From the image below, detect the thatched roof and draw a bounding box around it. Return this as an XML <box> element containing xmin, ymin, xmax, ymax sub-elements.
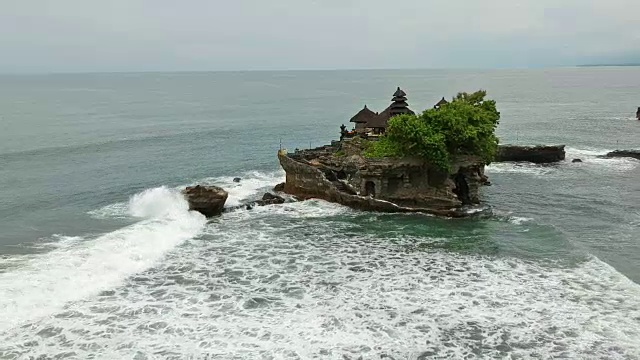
<box><xmin>349</xmin><ymin>105</ymin><xmax>377</xmax><ymax>123</ymax></box>
<box><xmin>435</xmin><ymin>97</ymin><xmax>449</xmax><ymax>108</ymax></box>
<box><xmin>369</xmin><ymin>104</ymin><xmax>415</xmax><ymax>129</ymax></box>
<box><xmin>366</xmin><ymin>106</ymin><xmax>391</xmax><ymax>129</ymax></box>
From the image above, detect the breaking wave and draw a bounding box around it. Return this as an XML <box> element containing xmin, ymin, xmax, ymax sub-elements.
<box><xmin>0</xmin><ymin>187</ymin><xmax>206</xmax><ymax>334</ymax></box>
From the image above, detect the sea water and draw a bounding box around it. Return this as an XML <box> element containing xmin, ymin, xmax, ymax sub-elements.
<box><xmin>1</xmin><ymin>68</ymin><xmax>639</xmax><ymax>358</ymax></box>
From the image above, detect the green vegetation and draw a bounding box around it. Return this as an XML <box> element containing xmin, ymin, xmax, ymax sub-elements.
<box><xmin>364</xmin><ymin>90</ymin><xmax>500</xmax><ymax>170</ymax></box>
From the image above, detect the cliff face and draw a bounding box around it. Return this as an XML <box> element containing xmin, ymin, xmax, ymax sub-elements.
<box><xmin>277</xmin><ymin>140</ymin><xmax>487</xmax><ymax>217</ymax></box>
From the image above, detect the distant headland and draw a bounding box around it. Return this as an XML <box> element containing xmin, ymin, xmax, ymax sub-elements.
<box><xmin>577</xmin><ymin>63</ymin><xmax>640</xmax><ymax>67</ymax></box>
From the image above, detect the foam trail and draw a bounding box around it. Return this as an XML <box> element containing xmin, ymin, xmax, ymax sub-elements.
<box><xmin>0</xmin><ymin>187</ymin><xmax>206</xmax><ymax>334</ymax></box>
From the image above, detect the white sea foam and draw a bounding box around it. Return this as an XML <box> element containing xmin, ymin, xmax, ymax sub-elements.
<box><xmin>0</xmin><ymin>187</ymin><xmax>206</xmax><ymax>334</ymax></box>
<box><xmin>485</xmin><ymin>162</ymin><xmax>555</xmax><ymax>176</ymax></box>
<box><xmin>200</xmin><ymin>170</ymin><xmax>286</xmax><ymax>207</ymax></box>
<box><xmin>566</xmin><ymin>147</ymin><xmax>639</xmax><ymax>172</ymax></box>
<box><xmin>508</xmin><ymin>216</ymin><xmax>533</xmax><ymax>225</ymax></box>
<box><xmin>87</xmin><ymin>202</ymin><xmax>129</xmax><ymax>219</ymax></box>
<box><xmin>30</xmin><ymin>234</ymin><xmax>85</xmax><ymax>250</ymax></box>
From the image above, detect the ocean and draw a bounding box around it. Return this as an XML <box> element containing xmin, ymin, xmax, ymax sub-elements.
<box><xmin>0</xmin><ymin>68</ymin><xmax>639</xmax><ymax>359</ymax></box>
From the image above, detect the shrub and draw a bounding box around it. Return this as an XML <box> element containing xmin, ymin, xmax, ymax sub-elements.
<box><xmin>365</xmin><ymin>90</ymin><xmax>500</xmax><ymax>170</ymax></box>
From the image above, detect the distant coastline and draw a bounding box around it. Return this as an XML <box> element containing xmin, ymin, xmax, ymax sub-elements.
<box><xmin>577</xmin><ymin>63</ymin><xmax>640</xmax><ymax>67</ymax></box>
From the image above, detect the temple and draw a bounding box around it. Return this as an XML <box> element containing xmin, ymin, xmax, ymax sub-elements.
<box><xmin>341</xmin><ymin>87</ymin><xmax>447</xmax><ymax>139</ymax></box>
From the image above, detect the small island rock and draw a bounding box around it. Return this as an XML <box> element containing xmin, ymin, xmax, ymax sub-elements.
<box><xmin>572</xmin><ymin>158</ymin><xmax>583</xmax><ymax>163</ymax></box>
<box><xmin>183</xmin><ymin>185</ymin><xmax>228</xmax><ymax>217</ymax></box>
<box><xmin>495</xmin><ymin>145</ymin><xmax>566</xmax><ymax>163</ymax></box>
<box><xmin>273</xmin><ymin>182</ymin><xmax>286</xmax><ymax>192</ymax></box>
<box><xmin>233</xmin><ymin>177</ymin><xmax>242</xmax><ymax>183</ymax></box>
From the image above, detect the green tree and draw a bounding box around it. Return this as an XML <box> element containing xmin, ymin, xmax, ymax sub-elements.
<box><xmin>365</xmin><ymin>90</ymin><xmax>500</xmax><ymax>169</ymax></box>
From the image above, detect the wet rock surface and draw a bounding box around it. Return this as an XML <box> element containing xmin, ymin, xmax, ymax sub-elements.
<box><xmin>183</xmin><ymin>185</ymin><xmax>228</xmax><ymax>217</ymax></box>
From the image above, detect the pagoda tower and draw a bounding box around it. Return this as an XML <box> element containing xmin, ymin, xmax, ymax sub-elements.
<box><xmin>389</xmin><ymin>87</ymin><xmax>413</xmax><ymax>118</ymax></box>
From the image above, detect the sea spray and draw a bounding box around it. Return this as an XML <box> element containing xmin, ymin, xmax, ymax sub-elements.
<box><xmin>0</xmin><ymin>187</ymin><xmax>206</xmax><ymax>334</ymax></box>
<box><xmin>129</xmin><ymin>186</ymin><xmax>192</xmax><ymax>219</ymax></box>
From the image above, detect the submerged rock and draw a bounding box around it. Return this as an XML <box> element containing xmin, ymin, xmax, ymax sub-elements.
<box><xmin>255</xmin><ymin>193</ymin><xmax>286</xmax><ymax>206</ymax></box>
<box><xmin>233</xmin><ymin>177</ymin><xmax>242</xmax><ymax>183</ymax></box>
<box><xmin>572</xmin><ymin>158</ymin><xmax>583</xmax><ymax>163</ymax></box>
<box><xmin>495</xmin><ymin>145</ymin><xmax>565</xmax><ymax>163</ymax></box>
<box><xmin>605</xmin><ymin>150</ymin><xmax>640</xmax><ymax>161</ymax></box>
<box><xmin>183</xmin><ymin>185</ymin><xmax>228</xmax><ymax>217</ymax></box>
<box><xmin>224</xmin><ymin>192</ymin><xmax>290</xmax><ymax>213</ymax></box>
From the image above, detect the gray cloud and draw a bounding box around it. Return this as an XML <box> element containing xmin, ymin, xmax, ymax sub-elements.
<box><xmin>0</xmin><ymin>0</ymin><xmax>639</xmax><ymax>72</ymax></box>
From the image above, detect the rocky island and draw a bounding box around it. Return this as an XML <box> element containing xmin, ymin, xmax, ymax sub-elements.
<box><xmin>276</xmin><ymin>88</ymin><xmax>498</xmax><ymax>217</ymax></box>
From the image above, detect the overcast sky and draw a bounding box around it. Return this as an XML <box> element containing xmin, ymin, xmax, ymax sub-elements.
<box><xmin>1</xmin><ymin>0</ymin><xmax>639</xmax><ymax>73</ymax></box>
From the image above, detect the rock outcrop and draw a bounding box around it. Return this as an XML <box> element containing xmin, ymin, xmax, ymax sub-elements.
<box><xmin>183</xmin><ymin>185</ymin><xmax>228</xmax><ymax>217</ymax></box>
<box><xmin>277</xmin><ymin>140</ymin><xmax>487</xmax><ymax>218</ymax></box>
<box><xmin>273</xmin><ymin>182</ymin><xmax>285</xmax><ymax>192</ymax></box>
<box><xmin>605</xmin><ymin>150</ymin><xmax>640</xmax><ymax>160</ymax></box>
<box><xmin>495</xmin><ymin>145</ymin><xmax>566</xmax><ymax>163</ymax></box>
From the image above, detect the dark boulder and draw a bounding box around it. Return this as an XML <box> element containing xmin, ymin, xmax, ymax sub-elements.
<box><xmin>495</xmin><ymin>145</ymin><xmax>566</xmax><ymax>163</ymax></box>
<box><xmin>572</xmin><ymin>158</ymin><xmax>583</xmax><ymax>163</ymax></box>
<box><xmin>255</xmin><ymin>192</ymin><xmax>286</xmax><ymax>206</ymax></box>
<box><xmin>605</xmin><ymin>150</ymin><xmax>640</xmax><ymax>161</ymax></box>
<box><xmin>233</xmin><ymin>177</ymin><xmax>242</xmax><ymax>183</ymax></box>
<box><xmin>273</xmin><ymin>182</ymin><xmax>285</xmax><ymax>192</ymax></box>
<box><xmin>183</xmin><ymin>185</ymin><xmax>228</xmax><ymax>217</ymax></box>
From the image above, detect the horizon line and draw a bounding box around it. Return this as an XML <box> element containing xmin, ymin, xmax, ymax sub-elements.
<box><xmin>0</xmin><ymin>65</ymin><xmax>604</xmax><ymax>76</ymax></box>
